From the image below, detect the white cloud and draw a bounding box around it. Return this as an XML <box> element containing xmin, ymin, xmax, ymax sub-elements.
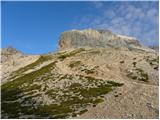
<box><xmin>147</xmin><ymin>8</ymin><xmax>157</xmax><ymax>17</ymax></box>
<box><xmin>103</xmin><ymin>10</ymin><xmax>115</xmax><ymax>19</ymax></box>
<box><xmin>73</xmin><ymin>2</ymin><xmax>159</xmax><ymax>46</ymax></box>
<box><xmin>125</xmin><ymin>13</ymin><xmax>132</xmax><ymax>20</ymax></box>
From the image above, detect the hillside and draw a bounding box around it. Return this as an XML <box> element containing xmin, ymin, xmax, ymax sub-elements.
<box><xmin>1</xmin><ymin>29</ymin><xmax>159</xmax><ymax>119</ymax></box>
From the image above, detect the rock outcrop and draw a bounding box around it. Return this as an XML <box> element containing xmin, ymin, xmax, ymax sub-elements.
<box><xmin>59</xmin><ymin>29</ymin><xmax>142</xmax><ymax>51</ymax></box>
<box><xmin>1</xmin><ymin>46</ymin><xmax>23</xmax><ymax>63</ymax></box>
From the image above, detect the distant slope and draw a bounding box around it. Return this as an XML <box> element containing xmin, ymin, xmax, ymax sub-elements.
<box><xmin>1</xmin><ymin>46</ymin><xmax>39</xmax><ymax>84</ymax></box>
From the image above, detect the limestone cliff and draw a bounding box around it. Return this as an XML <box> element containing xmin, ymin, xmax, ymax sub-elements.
<box><xmin>59</xmin><ymin>29</ymin><xmax>142</xmax><ymax>51</ymax></box>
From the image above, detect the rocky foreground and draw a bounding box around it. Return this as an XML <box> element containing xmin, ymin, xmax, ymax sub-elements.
<box><xmin>1</xmin><ymin>29</ymin><xmax>159</xmax><ymax>118</ymax></box>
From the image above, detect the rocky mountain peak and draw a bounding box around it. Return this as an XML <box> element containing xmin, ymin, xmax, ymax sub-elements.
<box><xmin>58</xmin><ymin>29</ymin><xmax>141</xmax><ymax>51</ymax></box>
<box><xmin>1</xmin><ymin>46</ymin><xmax>23</xmax><ymax>63</ymax></box>
<box><xmin>1</xmin><ymin>46</ymin><xmax>21</xmax><ymax>55</ymax></box>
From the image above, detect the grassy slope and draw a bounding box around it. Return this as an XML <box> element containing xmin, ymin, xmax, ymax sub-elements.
<box><xmin>2</xmin><ymin>49</ymin><xmax>124</xmax><ymax>118</ymax></box>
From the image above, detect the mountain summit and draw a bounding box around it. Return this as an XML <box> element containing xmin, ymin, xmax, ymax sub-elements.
<box><xmin>1</xmin><ymin>46</ymin><xmax>22</xmax><ymax>55</ymax></box>
<box><xmin>59</xmin><ymin>29</ymin><xmax>143</xmax><ymax>51</ymax></box>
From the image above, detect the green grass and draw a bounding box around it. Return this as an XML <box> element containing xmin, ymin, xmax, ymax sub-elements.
<box><xmin>83</xmin><ymin>76</ymin><xmax>103</xmax><ymax>84</ymax></box>
<box><xmin>69</xmin><ymin>61</ymin><xmax>81</xmax><ymax>68</ymax></box>
<box><xmin>59</xmin><ymin>74</ymin><xmax>74</xmax><ymax>80</ymax></box>
<box><xmin>87</xmin><ymin>50</ymin><xmax>100</xmax><ymax>54</ymax></box>
<box><xmin>23</xmin><ymin>84</ymin><xmax>41</xmax><ymax>93</ymax></box>
<box><xmin>127</xmin><ymin>68</ymin><xmax>149</xmax><ymax>82</ymax></box>
<box><xmin>45</xmin><ymin>89</ymin><xmax>55</xmax><ymax>96</ymax></box>
<box><xmin>107</xmin><ymin>81</ymin><xmax>124</xmax><ymax>86</ymax></box>
<box><xmin>58</xmin><ymin>48</ymin><xmax>85</xmax><ymax>60</ymax></box>
<box><xmin>36</xmin><ymin>104</ymin><xmax>73</xmax><ymax>118</ymax></box>
<box><xmin>81</xmin><ymin>68</ymin><xmax>95</xmax><ymax>74</ymax></box>
<box><xmin>2</xmin><ymin>61</ymin><xmax>56</xmax><ymax>101</ymax></box>
<box><xmin>146</xmin><ymin>56</ymin><xmax>159</xmax><ymax>67</ymax></box>
<box><xmin>1</xmin><ymin>61</ymin><xmax>57</xmax><ymax>118</ymax></box>
<box><xmin>135</xmin><ymin>68</ymin><xmax>148</xmax><ymax>82</ymax></box>
<box><xmin>92</xmin><ymin>98</ymin><xmax>104</xmax><ymax>104</ymax></box>
<box><xmin>79</xmin><ymin>84</ymin><xmax>113</xmax><ymax>97</ymax></box>
<box><xmin>2</xmin><ymin>70</ymin><xmax>124</xmax><ymax>118</ymax></box>
<box><xmin>2</xmin><ymin>61</ymin><xmax>56</xmax><ymax>91</ymax></box>
<box><xmin>78</xmin><ymin>109</ymin><xmax>88</xmax><ymax>115</ymax></box>
<box><xmin>2</xmin><ymin>101</ymin><xmax>23</xmax><ymax>118</ymax></box>
<box><xmin>10</xmin><ymin>55</ymin><xmax>53</xmax><ymax>79</ymax></box>
<box><xmin>69</xmin><ymin>83</ymin><xmax>82</xmax><ymax>89</ymax></box>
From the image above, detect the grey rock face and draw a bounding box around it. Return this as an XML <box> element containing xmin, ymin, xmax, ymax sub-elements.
<box><xmin>59</xmin><ymin>29</ymin><xmax>141</xmax><ymax>51</ymax></box>
<box><xmin>1</xmin><ymin>46</ymin><xmax>20</xmax><ymax>55</ymax></box>
<box><xmin>1</xmin><ymin>46</ymin><xmax>24</xmax><ymax>63</ymax></box>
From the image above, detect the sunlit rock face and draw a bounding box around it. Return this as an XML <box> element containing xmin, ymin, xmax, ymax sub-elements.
<box><xmin>59</xmin><ymin>29</ymin><xmax>141</xmax><ymax>51</ymax></box>
<box><xmin>1</xmin><ymin>46</ymin><xmax>23</xmax><ymax>63</ymax></box>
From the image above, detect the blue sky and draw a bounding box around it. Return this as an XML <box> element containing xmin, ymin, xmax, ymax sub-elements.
<box><xmin>2</xmin><ymin>1</ymin><xmax>159</xmax><ymax>54</ymax></box>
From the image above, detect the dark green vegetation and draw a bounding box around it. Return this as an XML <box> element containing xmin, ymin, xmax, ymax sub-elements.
<box><xmin>81</xmin><ymin>68</ymin><xmax>95</xmax><ymax>74</ymax></box>
<box><xmin>132</xmin><ymin>62</ymin><xmax>137</xmax><ymax>67</ymax></box>
<box><xmin>120</xmin><ymin>60</ymin><xmax>124</xmax><ymax>64</ymax></box>
<box><xmin>127</xmin><ymin>68</ymin><xmax>148</xmax><ymax>82</ymax></box>
<box><xmin>69</xmin><ymin>61</ymin><xmax>81</xmax><ymax>68</ymax></box>
<box><xmin>2</xmin><ymin>61</ymin><xmax>57</xmax><ymax>91</ymax></box>
<box><xmin>147</xmin><ymin>57</ymin><xmax>159</xmax><ymax>66</ymax></box>
<box><xmin>43</xmin><ymin>76</ymin><xmax>123</xmax><ymax>118</ymax></box>
<box><xmin>146</xmin><ymin>56</ymin><xmax>159</xmax><ymax>70</ymax></box>
<box><xmin>107</xmin><ymin>81</ymin><xmax>124</xmax><ymax>86</ymax></box>
<box><xmin>10</xmin><ymin>55</ymin><xmax>53</xmax><ymax>79</ymax></box>
<box><xmin>58</xmin><ymin>48</ymin><xmax>85</xmax><ymax>60</ymax></box>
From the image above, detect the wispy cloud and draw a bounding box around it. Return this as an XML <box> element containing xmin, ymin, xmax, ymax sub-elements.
<box><xmin>73</xmin><ymin>1</ymin><xmax>159</xmax><ymax>46</ymax></box>
<box><xmin>92</xmin><ymin>1</ymin><xmax>104</xmax><ymax>9</ymax></box>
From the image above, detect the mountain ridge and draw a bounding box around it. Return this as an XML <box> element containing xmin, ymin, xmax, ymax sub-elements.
<box><xmin>1</xmin><ymin>29</ymin><xmax>159</xmax><ymax>119</ymax></box>
<box><xmin>58</xmin><ymin>29</ymin><xmax>154</xmax><ymax>52</ymax></box>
